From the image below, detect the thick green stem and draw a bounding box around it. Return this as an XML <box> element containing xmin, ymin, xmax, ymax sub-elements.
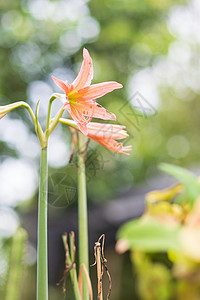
<box><xmin>77</xmin><ymin>132</ymin><xmax>89</xmax><ymax>300</ymax></box>
<box><xmin>37</xmin><ymin>148</ymin><xmax>48</xmax><ymax>300</ymax></box>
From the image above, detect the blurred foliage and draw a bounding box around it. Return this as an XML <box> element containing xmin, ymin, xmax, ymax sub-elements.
<box><xmin>117</xmin><ymin>164</ymin><xmax>200</xmax><ymax>299</ymax></box>
<box><xmin>117</xmin><ymin>216</ymin><xmax>181</xmax><ymax>252</ymax></box>
<box><xmin>1</xmin><ymin>228</ymin><xmax>27</xmax><ymax>300</ymax></box>
<box><xmin>132</xmin><ymin>251</ymin><xmax>172</xmax><ymax>300</ymax></box>
<box><xmin>159</xmin><ymin>163</ymin><xmax>200</xmax><ymax>205</ymax></box>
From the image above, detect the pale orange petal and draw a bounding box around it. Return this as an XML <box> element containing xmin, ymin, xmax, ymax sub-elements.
<box><xmin>76</xmin><ymin>122</ymin><xmax>88</xmax><ymax>136</ymax></box>
<box><xmin>87</xmin><ymin>123</ymin><xmax>132</xmax><ymax>155</ymax></box>
<box><xmin>72</xmin><ymin>48</ymin><xmax>93</xmax><ymax>90</ymax></box>
<box><xmin>89</xmin><ymin>134</ymin><xmax>132</xmax><ymax>155</ymax></box>
<box><xmin>70</xmin><ymin>107</ymin><xmax>88</xmax><ymax>135</ymax></box>
<box><xmin>72</xmin><ymin>100</ymin><xmax>116</xmax><ymax>121</ymax></box>
<box><xmin>74</xmin><ymin>81</ymin><xmax>123</xmax><ymax>101</ymax></box>
<box><xmin>87</xmin><ymin>122</ymin><xmax>128</xmax><ymax>139</ymax></box>
<box><xmin>63</xmin><ymin>102</ymin><xmax>71</xmax><ymax>113</ymax></box>
<box><xmin>72</xmin><ymin>99</ymin><xmax>95</xmax><ymax>120</ymax></box>
<box><xmin>92</xmin><ymin>103</ymin><xmax>116</xmax><ymax>120</ymax></box>
<box><xmin>52</xmin><ymin>75</ymin><xmax>70</xmax><ymax>94</ymax></box>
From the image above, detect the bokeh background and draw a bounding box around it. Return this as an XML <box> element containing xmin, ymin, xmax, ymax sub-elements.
<box><xmin>1</xmin><ymin>0</ymin><xmax>200</xmax><ymax>299</ymax></box>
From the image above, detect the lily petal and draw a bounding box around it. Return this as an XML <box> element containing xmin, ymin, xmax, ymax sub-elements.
<box><xmin>82</xmin><ymin>102</ymin><xmax>116</xmax><ymax>121</ymax></box>
<box><xmin>88</xmin><ymin>134</ymin><xmax>132</xmax><ymax>156</ymax></box>
<box><xmin>86</xmin><ymin>122</ymin><xmax>128</xmax><ymax>139</ymax></box>
<box><xmin>52</xmin><ymin>76</ymin><xmax>70</xmax><ymax>94</ymax></box>
<box><xmin>70</xmin><ymin>107</ymin><xmax>88</xmax><ymax>135</ymax></box>
<box><xmin>70</xmin><ymin>99</ymin><xmax>116</xmax><ymax>121</ymax></box>
<box><xmin>74</xmin><ymin>81</ymin><xmax>123</xmax><ymax>101</ymax></box>
<box><xmin>92</xmin><ymin>103</ymin><xmax>116</xmax><ymax>120</ymax></box>
<box><xmin>72</xmin><ymin>48</ymin><xmax>93</xmax><ymax>91</ymax></box>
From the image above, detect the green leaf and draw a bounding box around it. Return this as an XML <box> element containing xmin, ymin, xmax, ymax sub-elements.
<box><xmin>159</xmin><ymin>163</ymin><xmax>200</xmax><ymax>204</ymax></box>
<box><xmin>117</xmin><ymin>217</ymin><xmax>181</xmax><ymax>252</ymax></box>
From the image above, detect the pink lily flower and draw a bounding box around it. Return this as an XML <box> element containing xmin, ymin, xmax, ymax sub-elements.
<box><xmin>52</xmin><ymin>48</ymin><xmax>123</xmax><ymax>135</ymax></box>
<box><xmin>59</xmin><ymin>118</ymin><xmax>132</xmax><ymax>155</ymax></box>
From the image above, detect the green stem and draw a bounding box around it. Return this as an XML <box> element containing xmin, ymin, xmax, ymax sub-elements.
<box><xmin>22</xmin><ymin>102</ymin><xmax>36</xmax><ymax>123</ymax></box>
<box><xmin>37</xmin><ymin>148</ymin><xmax>48</xmax><ymax>300</ymax></box>
<box><xmin>62</xmin><ymin>234</ymin><xmax>81</xmax><ymax>300</ymax></box>
<box><xmin>5</xmin><ymin>228</ymin><xmax>27</xmax><ymax>300</ymax></box>
<box><xmin>77</xmin><ymin>132</ymin><xmax>89</xmax><ymax>300</ymax></box>
<box><xmin>47</xmin><ymin>107</ymin><xmax>64</xmax><ymax>137</ymax></box>
<box><xmin>22</xmin><ymin>101</ymin><xmax>45</xmax><ymax>149</ymax></box>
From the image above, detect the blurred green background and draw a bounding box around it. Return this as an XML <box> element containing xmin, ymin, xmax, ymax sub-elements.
<box><xmin>1</xmin><ymin>0</ymin><xmax>200</xmax><ymax>299</ymax></box>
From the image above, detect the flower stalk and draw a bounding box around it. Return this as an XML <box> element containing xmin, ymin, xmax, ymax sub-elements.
<box><xmin>36</xmin><ymin>99</ymin><xmax>64</xmax><ymax>300</ymax></box>
<box><xmin>37</xmin><ymin>148</ymin><xmax>48</xmax><ymax>300</ymax></box>
<box><xmin>77</xmin><ymin>132</ymin><xmax>89</xmax><ymax>300</ymax></box>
